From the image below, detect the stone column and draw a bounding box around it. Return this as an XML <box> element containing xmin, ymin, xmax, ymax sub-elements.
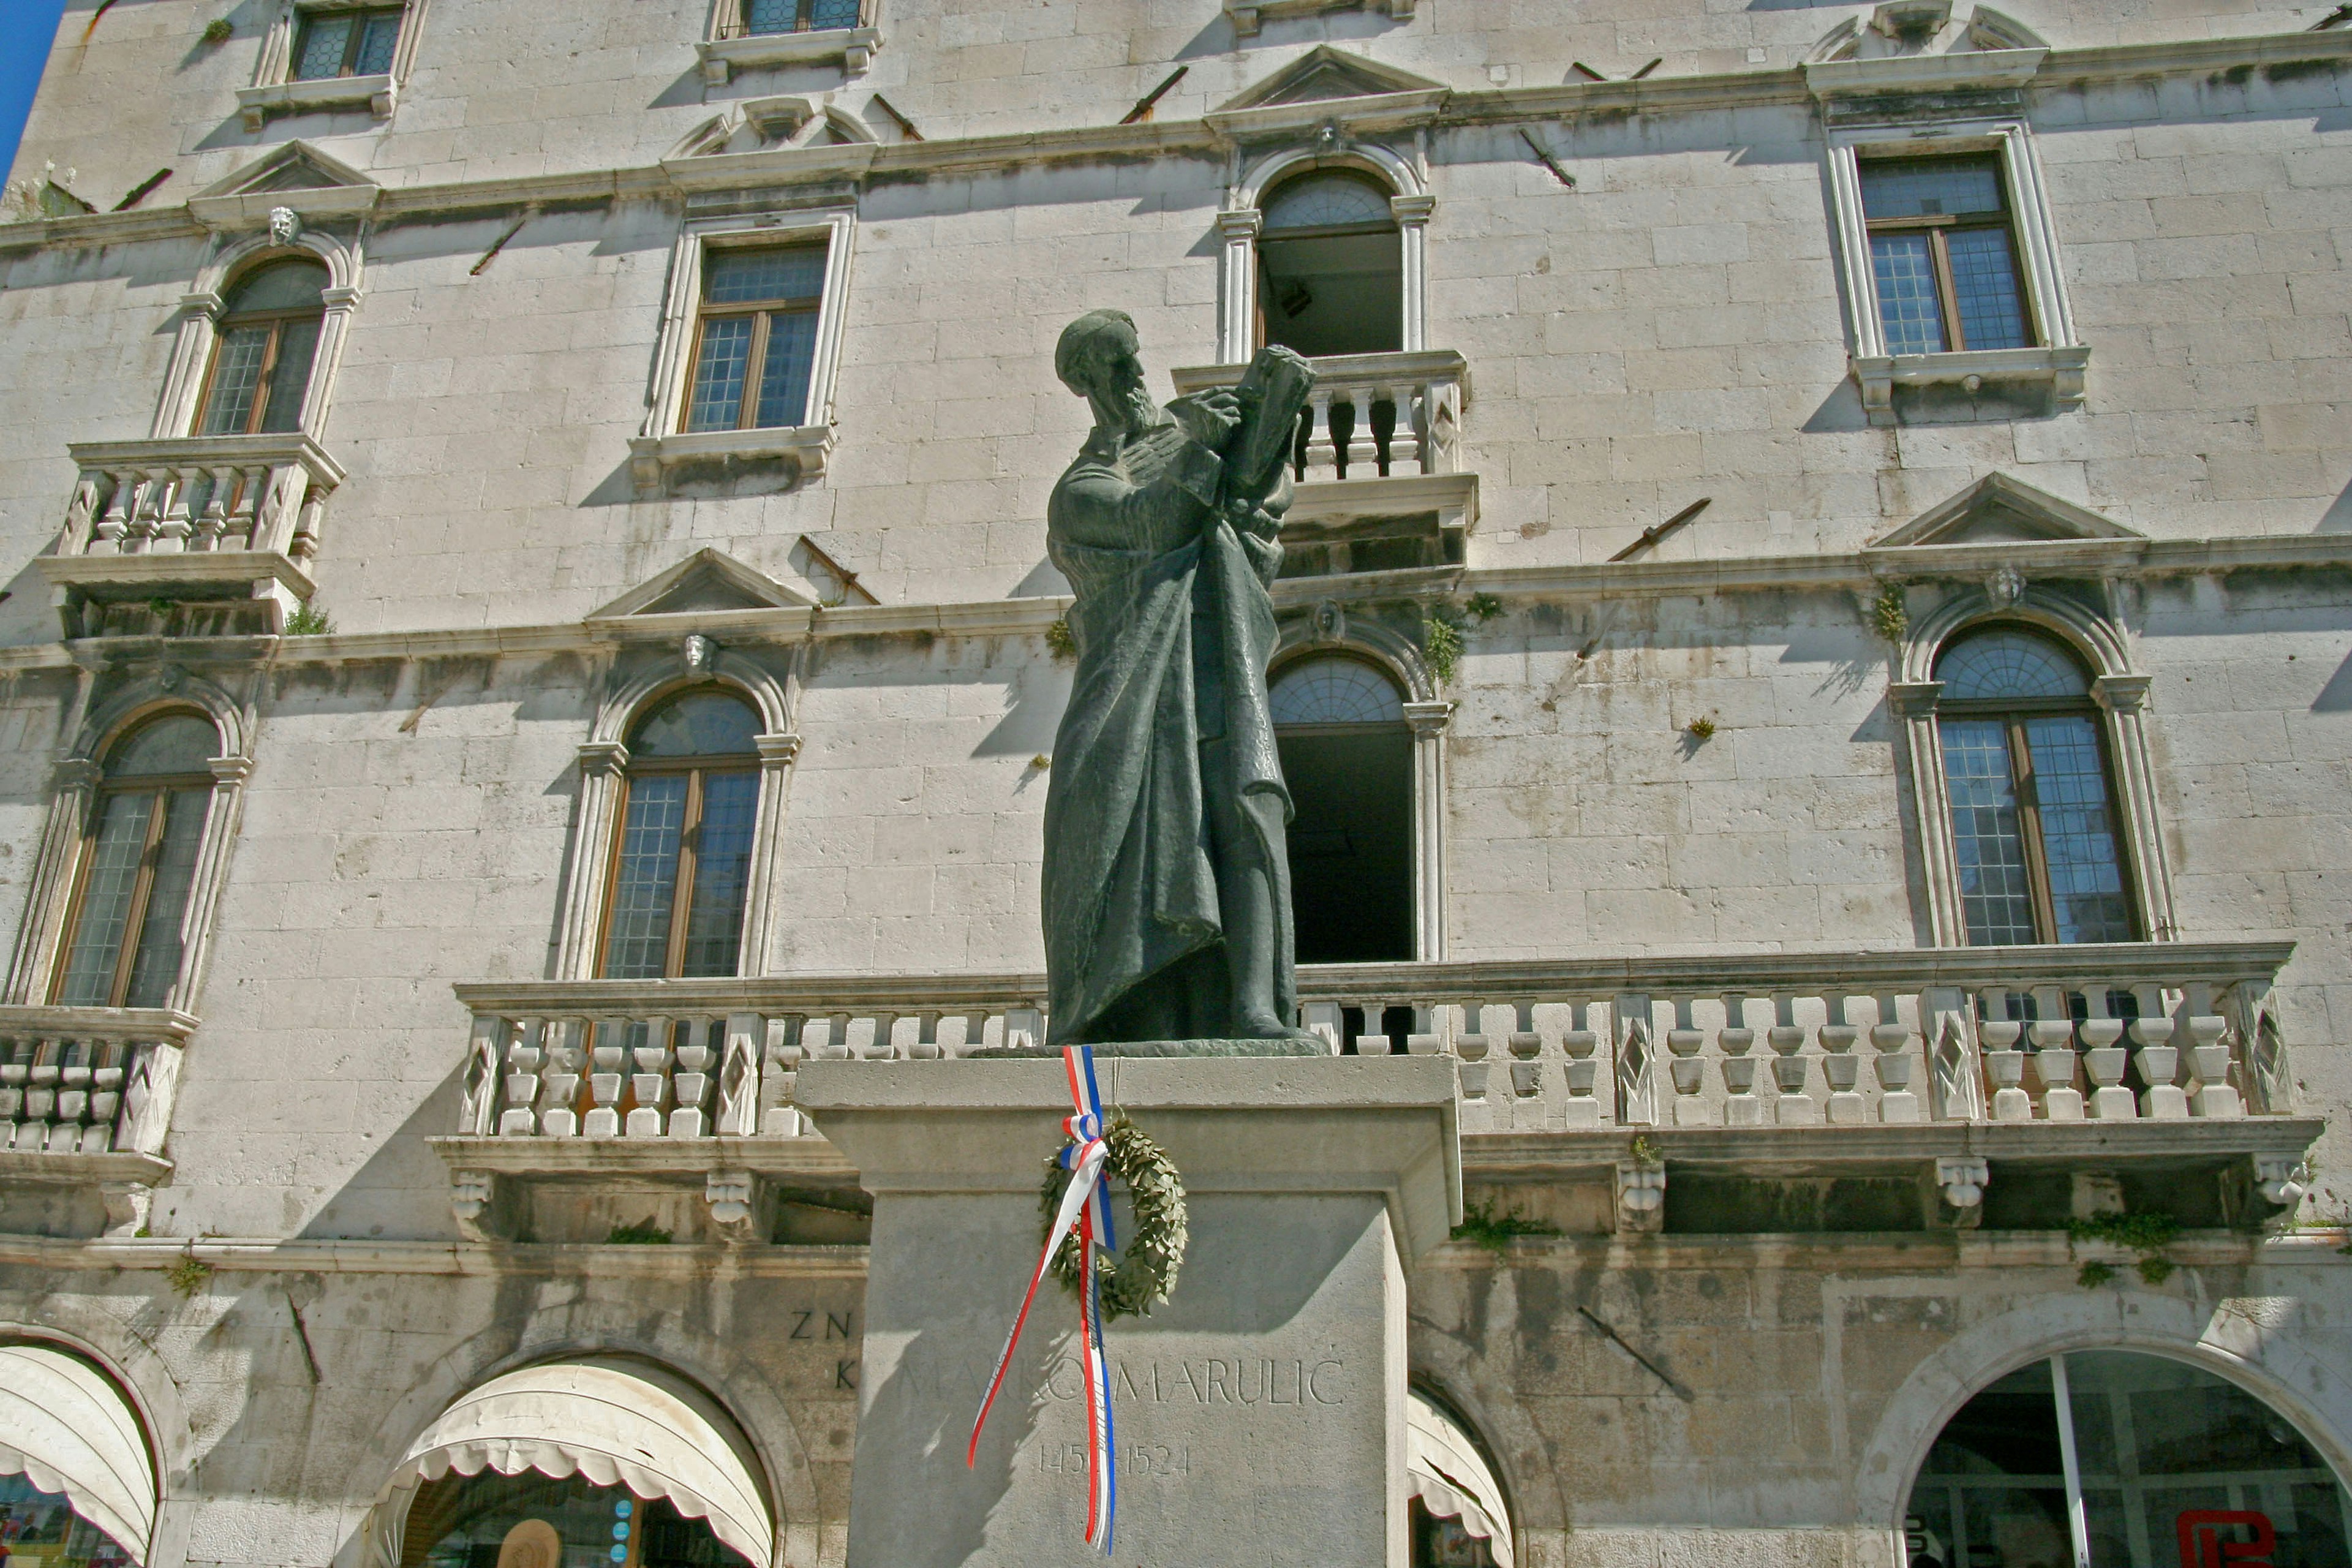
<box><xmin>1389</xmin><ymin>194</ymin><xmax>1434</xmax><ymax>354</ymax></box>
<box><xmin>2092</xmin><ymin>673</ymin><xmax>2176</xmax><ymax>941</ymax></box>
<box><xmin>3</xmin><ymin>760</ymin><xmax>101</xmax><ymax>1004</ymax></box>
<box><xmin>167</xmin><ymin>753</ymin><xmax>254</xmax><ymax>1014</ymax></box>
<box><xmin>1402</xmin><ymin>699</ymin><xmax>1451</xmax><ymax>961</ymax></box>
<box><xmin>1214</xmin><ymin>208</ymin><xmax>1261</xmax><ymax>364</ymax></box>
<box><xmin>797</xmin><ymin>1055</ymin><xmax>1459</xmax><ymax>1568</ymax></box>
<box><xmin>739</xmin><ymin>731</ymin><xmax>802</xmax><ymax>976</ymax></box>
<box><xmin>1888</xmin><ymin>679</ymin><xmax>1961</xmax><ymax>944</ymax></box>
<box><xmin>555</xmin><ymin>741</ymin><xmax>631</xmax><ymax>980</ymax></box>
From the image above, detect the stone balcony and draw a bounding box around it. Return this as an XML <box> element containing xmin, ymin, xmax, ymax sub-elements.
<box><xmin>41</xmin><ymin>434</ymin><xmax>345</xmax><ymax>638</ymax></box>
<box><xmin>430</xmin><ymin>940</ymin><xmax>2317</xmax><ymax>1245</ymax></box>
<box><xmin>1171</xmin><ymin>350</ymin><xmax>1475</xmax><ymax>579</ymax></box>
<box><xmin>0</xmin><ymin>1006</ymin><xmax>189</xmax><ymax>1237</ymax></box>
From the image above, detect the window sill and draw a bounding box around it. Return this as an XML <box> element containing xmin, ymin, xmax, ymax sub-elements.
<box><xmin>235</xmin><ymin>73</ymin><xmax>396</xmax><ymax>131</ymax></box>
<box><xmin>1852</xmin><ymin>344</ymin><xmax>2088</xmax><ymax>425</ymax></box>
<box><xmin>628</xmin><ymin>424</ymin><xmax>835</xmax><ymax>492</ymax></box>
<box><xmin>695</xmin><ymin>25</ymin><xmax>881</xmax><ymax>85</ymax></box>
<box><xmin>1226</xmin><ymin>0</ymin><xmax>1412</xmax><ymax>35</ymax></box>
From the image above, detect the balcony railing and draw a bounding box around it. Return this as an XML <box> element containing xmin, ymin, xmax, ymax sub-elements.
<box><xmin>0</xmin><ymin>1006</ymin><xmax>191</xmax><ymax>1158</ymax></box>
<box><xmin>1171</xmin><ymin>350</ymin><xmax>1469</xmax><ymax>485</ymax></box>
<box><xmin>41</xmin><ymin>435</ymin><xmax>344</xmax><ymax>636</ymax></box>
<box><xmin>448</xmin><ymin>942</ymin><xmax>2298</xmax><ymax>1148</ymax></box>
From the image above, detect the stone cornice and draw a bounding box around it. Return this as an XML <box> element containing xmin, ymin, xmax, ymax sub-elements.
<box><xmin>0</xmin><ymin>531</ymin><xmax>2347</xmax><ymax>671</ymax></box>
<box><xmin>2</xmin><ymin>27</ymin><xmax>2345</xmax><ymax>252</ymax></box>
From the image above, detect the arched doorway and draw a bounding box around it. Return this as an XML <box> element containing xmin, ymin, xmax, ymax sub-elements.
<box><xmin>1905</xmin><ymin>1351</ymin><xmax>2350</xmax><ymax>1568</ymax></box>
<box><xmin>1270</xmin><ymin>655</ymin><xmax>1414</xmax><ymax>965</ymax></box>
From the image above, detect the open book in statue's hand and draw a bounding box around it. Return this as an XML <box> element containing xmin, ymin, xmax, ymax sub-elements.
<box><xmin>1223</xmin><ymin>345</ymin><xmax>1316</xmax><ymax>507</ymax></box>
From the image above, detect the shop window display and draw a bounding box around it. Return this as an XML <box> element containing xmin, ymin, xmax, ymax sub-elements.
<box><xmin>0</xmin><ymin>1476</ymin><xmax>136</xmax><ymax>1568</ymax></box>
<box><xmin>402</xmin><ymin>1472</ymin><xmax>747</xmax><ymax>1568</ymax></box>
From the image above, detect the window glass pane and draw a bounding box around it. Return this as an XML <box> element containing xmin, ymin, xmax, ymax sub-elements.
<box><xmin>1908</xmin><ymin>1361</ymin><xmax>2069</xmax><ymax>1568</ymax></box>
<box><xmin>685</xmin><ymin>316</ymin><xmax>754</xmax><ymax>432</ymax></box>
<box><xmin>258</xmin><ymin>316</ymin><xmax>322</xmax><ymax>434</ymax></box>
<box><xmin>1941</xmin><ymin>718</ymin><xmax>2038</xmax><ymax>945</ymax></box>
<box><xmin>1869</xmin><ymin>232</ymin><xmax>1947</xmax><ymax>356</ymax></box>
<box><xmin>292</xmin><ymin>12</ymin><xmax>354</xmax><ymax>78</ymax></box>
<box><xmin>679</xmin><ymin>771</ymin><xmax>758</xmax><ymax>977</ymax></box>
<box><xmin>631</xmin><ymin>692</ymin><xmax>761</xmax><ymax>759</ymax></box>
<box><xmin>603</xmin><ymin>776</ymin><xmax>689</xmax><ymax>979</ymax></box>
<box><xmin>198</xmin><ymin>325</ymin><xmax>273</xmax><ymax>435</ymax></box>
<box><xmin>1937</xmin><ymin>630</ymin><xmax>2089</xmax><ymax>702</ymax></box>
<box><xmin>353</xmin><ymin>9</ymin><xmax>401</xmax><ymax>73</ymax></box>
<box><xmin>224</xmin><ymin>260</ymin><xmax>328</xmax><ymax>314</ymax></box>
<box><xmin>0</xmin><ymin>1474</ymin><xmax>138</xmax><ymax>1568</ymax></box>
<box><xmin>55</xmin><ymin>793</ymin><xmax>158</xmax><ymax>1006</ymax></box>
<box><xmin>806</xmin><ymin>0</ymin><xmax>861</xmax><ymax>25</ymax></box>
<box><xmin>1860</xmin><ymin>157</ymin><xmax>2005</xmax><ymax>220</ymax></box>
<box><xmin>124</xmin><ymin>786</ymin><xmax>209</xmax><ymax>1008</ymax></box>
<box><xmin>1261</xmin><ymin>173</ymin><xmax>1394</xmax><ymax>232</ymax></box>
<box><xmin>2063</xmin><ymin>1352</ymin><xmax>2352</xmax><ymax>1568</ymax></box>
<box><xmin>2022</xmin><ymin>716</ymin><xmax>2135</xmax><ymax>943</ymax></box>
<box><xmin>108</xmin><ymin>715</ymin><xmax>217</xmax><ymax>777</ymax></box>
<box><xmin>402</xmin><ymin>1470</ymin><xmax>750</xmax><ymax>1568</ymax></box>
<box><xmin>704</xmin><ymin>247</ymin><xmax>827</xmax><ymax>305</ymax></box>
<box><xmin>1270</xmin><ymin>658</ymin><xmax>1405</xmax><ymax>726</ymax></box>
<box><xmin>1944</xmin><ymin>225</ymin><xmax>2033</xmax><ymax>351</ymax></box>
<box><xmin>752</xmin><ymin>308</ymin><xmax>819</xmax><ymax>429</ymax></box>
<box><xmin>743</xmin><ymin>0</ymin><xmax>796</xmax><ymax>32</ymax></box>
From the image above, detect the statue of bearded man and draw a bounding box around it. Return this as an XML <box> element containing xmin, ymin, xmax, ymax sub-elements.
<box><xmin>1039</xmin><ymin>309</ymin><xmax>1320</xmax><ymax>1050</ymax></box>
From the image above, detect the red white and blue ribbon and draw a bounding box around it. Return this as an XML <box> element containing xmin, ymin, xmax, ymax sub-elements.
<box><xmin>967</xmin><ymin>1046</ymin><xmax>1118</xmax><ymax>1553</ymax></box>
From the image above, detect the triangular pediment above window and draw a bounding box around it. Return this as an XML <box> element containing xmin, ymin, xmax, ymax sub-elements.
<box><xmin>1868</xmin><ymin>473</ymin><xmax>2144</xmax><ymax>549</ymax></box>
<box><xmin>197</xmin><ymin>141</ymin><xmax>375</xmax><ymax>200</ymax></box>
<box><xmin>591</xmin><ymin>549</ymin><xmax>818</xmax><ymax>620</ymax></box>
<box><xmin>1216</xmin><ymin>45</ymin><xmax>1446</xmax><ymax>112</ymax></box>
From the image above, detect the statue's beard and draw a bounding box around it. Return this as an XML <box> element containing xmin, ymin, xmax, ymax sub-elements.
<box><xmin>1109</xmin><ymin>382</ymin><xmax>1158</xmax><ymax>433</ymax></box>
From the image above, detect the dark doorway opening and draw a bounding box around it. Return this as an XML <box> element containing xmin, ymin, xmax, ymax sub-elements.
<box><xmin>1272</xmin><ymin>655</ymin><xmax>1415</xmax><ymax>968</ymax></box>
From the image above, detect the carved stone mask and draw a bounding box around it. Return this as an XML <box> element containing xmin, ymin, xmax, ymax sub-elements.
<box><xmin>683</xmin><ymin>633</ymin><xmax>715</xmax><ymax>671</ymax></box>
<box><xmin>1985</xmin><ymin>565</ymin><xmax>2027</xmax><ymax>608</ymax></box>
<box><xmin>268</xmin><ymin>206</ymin><xmax>300</xmax><ymax>246</ymax></box>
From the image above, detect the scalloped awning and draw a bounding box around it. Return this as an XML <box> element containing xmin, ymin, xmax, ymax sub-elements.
<box><xmin>385</xmin><ymin>1358</ymin><xmax>772</xmax><ymax>1567</ymax></box>
<box><xmin>0</xmin><ymin>1344</ymin><xmax>157</xmax><ymax>1564</ymax></box>
<box><xmin>1407</xmin><ymin>1392</ymin><xmax>1513</xmax><ymax>1568</ymax></box>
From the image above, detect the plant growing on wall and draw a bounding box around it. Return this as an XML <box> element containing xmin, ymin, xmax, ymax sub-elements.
<box><xmin>1450</xmin><ymin>1198</ymin><xmax>1561</xmax><ymax>1254</ymax></box>
<box><xmin>1872</xmin><ymin>586</ymin><xmax>1909</xmax><ymax>645</ymax></box>
<box><xmin>1422</xmin><ymin>606</ymin><xmax>1464</xmax><ymax>684</ymax></box>
<box><xmin>2070</xmin><ymin>1210</ymin><xmax>2180</xmax><ymax>1286</ymax></box>
<box><xmin>1044</xmin><ymin>617</ymin><xmax>1077</xmax><ymax>662</ymax></box>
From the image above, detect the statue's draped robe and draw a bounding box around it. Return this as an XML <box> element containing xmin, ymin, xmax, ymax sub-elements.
<box><xmin>1042</xmin><ymin>412</ymin><xmax>1295</xmax><ymax>1045</ymax></box>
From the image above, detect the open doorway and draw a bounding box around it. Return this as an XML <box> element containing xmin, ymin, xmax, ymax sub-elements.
<box><xmin>1272</xmin><ymin>654</ymin><xmax>1415</xmax><ymax>965</ymax></box>
<box><xmin>1257</xmin><ymin>170</ymin><xmax>1402</xmax><ymax>359</ymax></box>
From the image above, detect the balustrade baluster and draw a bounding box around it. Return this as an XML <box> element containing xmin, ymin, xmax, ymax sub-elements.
<box><xmin>2078</xmin><ymin>989</ymin><xmax>2133</xmax><ymax>1120</ymax></box>
<box><xmin>1719</xmin><ymin>993</ymin><xmax>1761</xmax><ymax>1126</ymax></box>
<box><xmin>1666</xmin><ymin>995</ymin><xmax>1709</xmax><ymax>1126</ymax></box>
<box><xmin>1869</xmin><ymin>992</ymin><xmax>1920</xmax><ymax>1123</ymax></box>
<box><xmin>668</xmin><ymin>1016</ymin><xmax>714</xmax><ymax>1137</ymax></box>
<box><xmin>2027</xmin><ymin>986</ymin><xmax>2082</xmax><ymax>1121</ymax></box>
<box><xmin>91</xmin><ymin>474</ymin><xmax>134</xmax><ymax>554</ymax></box>
<box><xmin>1453</xmin><ymin>1003</ymin><xmax>1492</xmax><ymax>1121</ymax></box>
<box><xmin>2180</xmin><ymin>983</ymin><xmax>2241</xmax><ymax>1117</ymax></box>
<box><xmin>1615</xmin><ymin>993</ymin><xmax>1657</xmax><ymax>1128</ymax></box>
<box><xmin>758</xmin><ymin>1016</ymin><xmax>805</xmax><ymax>1134</ymax></box>
<box><xmin>1768</xmin><ymin>993</ymin><xmax>1818</xmax><ymax>1125</ymax></box>
<box><xmin>128</xmin><ymin>470</ymin><xmax>167</xmax><ymax>552</ymax></box>
<box><xmin>1820</xmin><ymin>992</ymin><xmax>1864</xmax><ymax>1125</ymax></box>
<box><xmin>497</xmin><ymin>1016</ymin><xmax>540</xmax><ymax>1137</ymax></box>
<box><xmin>192</xmin><ymin>467</ymin><xmax>233</xmax><ymax>551</ymax></box>
<box><xmin>1559</xmin><ymin>1000</ymin><xmax>1601</xmax><ymax>1128</ymax></box>
<box><xmin>2125</xmin><ymin>985</ymin><xmax>2185</xmax><ymax>1120</ymax></box>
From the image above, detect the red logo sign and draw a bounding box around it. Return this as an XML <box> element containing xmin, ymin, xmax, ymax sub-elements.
<box><xmin>2178</xmin><ymin>1510</ymin><xmax>2275</xmax><ymax>1568</ymax></box>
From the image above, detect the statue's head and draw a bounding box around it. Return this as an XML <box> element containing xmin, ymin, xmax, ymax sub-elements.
<box><xmin>1055</xmin><ymin>309</ymin><xmax>1153</xmax><ymax>429</ymax></box>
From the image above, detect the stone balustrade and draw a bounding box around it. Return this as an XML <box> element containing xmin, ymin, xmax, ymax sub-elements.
<box><xmin>0</xmin><ymin>1006</ymin><xmax>189</xmax><ymax>1159</ymax></box>
<box><xmin>39</xmin><ymin>434</ymin><xmax>345</xmax><ymax>636</ymax></box>
<box><xmin>1170</xmin><ymin>350</ymin><xmax>1469</xmax><ymax>484</ymax></box>
<box><xmin>450</xmin><ymin>941</ymin><xmax>2296</xmax><ymax>1145</ymax></box>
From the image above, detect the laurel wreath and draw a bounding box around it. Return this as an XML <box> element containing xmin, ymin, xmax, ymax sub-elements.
<box><xmin>1040</xmin><ymin>1109</ymin><xmax>1188</xmax><ymax>1321</ymax></box>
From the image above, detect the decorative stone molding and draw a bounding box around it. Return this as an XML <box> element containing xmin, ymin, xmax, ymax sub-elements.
<box><xmin>635</xmin><ymin>206</ymin><xmax>856</xmax><ymax>496</ymax></box>
<box><xmin>704</xmin><ymin>1168</ymin><xmax>768</xmax><ymax>1244</ymax></box>
<box><xmin>1934</xmin><ymin>1155</ymin><xmax>1989</xmax><ymax>1221</ymax></box>
<box><xmin>237</xmin><ymin>0</ymin><xmax>430</xmax><ymax>129</ymax></box>
<box><xmin>154</xmin><ymin>225</ymin><xmax>364</xmax><ymax>445</ymax></box>
<box><xmin>1216</xmin><ymin>132</ymin><xmax>1431</xmax><ymax>363</ymax></box>
<box><xmin>1226</xmin><ymin>0</ymin><xmax>1412</xmax><ymax>36</ymax></box>
<box><xmin>2255</xmin><ymin>1155</ymin><xmax>2309</xmax><ymax>1211</ymax></box>
<box><xmin>1822</xmin><ymin>117</ymin><xmax>2084</xmax><ymax>425</ymax></box>
<box><xmin>695</xmin><ymin>0</ymin><xmax>883</xmax><ymax>86</ymax></box>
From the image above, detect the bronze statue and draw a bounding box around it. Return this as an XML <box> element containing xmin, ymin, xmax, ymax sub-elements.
<box><xmin>1039</xmin><ymin>310</ymin><xmax>1320</xmax><ymax>1049</ymax></box>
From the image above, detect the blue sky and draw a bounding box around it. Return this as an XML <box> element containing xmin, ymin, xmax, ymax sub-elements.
<box><xmin>0</xmin><ymin>0</ymin><xmax>69</xmax><ymax>183</ymax></box>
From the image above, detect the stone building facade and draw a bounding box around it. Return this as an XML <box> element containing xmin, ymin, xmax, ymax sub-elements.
<box><xmin>0</xmin><ymin>0</ymin><xmax>2349</xmax><ymax>1565</ymax></box>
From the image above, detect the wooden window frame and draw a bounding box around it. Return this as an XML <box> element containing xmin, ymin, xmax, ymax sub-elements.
<box><xmin>290</xmin><ymin>4</ymin><xmax>405</xmax><ymax>80</ymax></box>
<box><xmin>193</xmin><ymin>296</ymin><xmax>326</xmax><ymax>437</ymax></box>
<box><xmin>1938</xmin><ymin>685</ymin><xmax>2140</xmax><ymax>947</ymax></box>
<box><xmin>51</xmin><ymin>768</ymin><xmax>214</xmax><ymax>1009</ymax></box>
<box><xmin>597</xmin><ymin>754</ymin><xmax>758</xmax><ymax>980</ymax></box>
<box><xmin>682</xmin><ymin>243</ymin><xmax>827</xmax><ymax>434</ymax></box>
<box><xmin>1858</xmin><ymin>155</ymin><xmax>2037</xmax><ymax>354</ymax></box>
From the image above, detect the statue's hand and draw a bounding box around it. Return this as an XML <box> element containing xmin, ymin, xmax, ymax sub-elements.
<box><xmin>1169</xmin><ymin>390</ymin><xmax>1242</xmax><ymax>452</ymax></box>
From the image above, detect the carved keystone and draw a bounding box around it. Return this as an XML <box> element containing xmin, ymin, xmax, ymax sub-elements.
<box><xmin>1614</xmin><ymin>1161</ymin><xmax>1665</xmax><ymax>1235</ymax></box>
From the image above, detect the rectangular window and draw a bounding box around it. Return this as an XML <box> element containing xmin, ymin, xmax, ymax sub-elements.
<box><xmin>291</xmin><ymin>6</ymin><xmax>404</xmax><ymax>80</ymax></box>
<box><xmin>600</xmin><ymin>769</ymin><xmax>756</xmax><ymax>979</ymax></box>
<box><xmin>1940</xmin><ymin>715</ymin><xmax>2133</xmax><ymax>946</ymax></box>
<box><xmin>683</xmin><ymin>244</ymin><xmax>828</xmax><ymax>434</ymax></box>
<box><xmin>1860</xmin><ymin>156</ymin><xmax>2034</xmax><ymax>356</ymax></box>
<box><xmin>55</xmin><ymin>786</ymin><xmax>209</xmax><ymax>1009</ymax></box>
<box><xmin>733</xmin><ymin>0</ymin><xmax>861</xmax><ymax>37</ymax></box>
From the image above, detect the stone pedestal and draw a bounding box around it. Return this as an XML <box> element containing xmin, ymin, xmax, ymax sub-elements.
<box><xmin>795</xmin><ymin>1055</ymin><xmax>1459</xmax><ymax>1568</ymax></box>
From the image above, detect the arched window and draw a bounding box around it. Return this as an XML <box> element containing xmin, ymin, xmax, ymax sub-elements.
<box><xmin>1934</xmin><ymin>627</ymin><xmax>2135</xmax><ymax>946</ymax></box>
<box><xmin>195</xmin><ymin>260</ymin><xmax>329</xmax><ymax>437</ymax></box>
<box><xmin>1905</xmin><ymin>1351</ymin><xmax>2350</xmax><ymax>1568</ymax></box>
<box><xmin>53</xmin><ymin>714</ymin><xmax>220</xmax><ymax>1009</ymax></box>
<box><xmin>1272</xmin><ymin>655</ymin><xmax>1413</xmax><ymax>965</ymax></box>
<box><xmin>600</xmin><ymin>690</ymin><xmax>763</xmax><ymax>979</ymax></box>
<box><xmin>1257</xmin><ymin>170</ymin><xmax>1401</xmax><ymax>358</ymax></box>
